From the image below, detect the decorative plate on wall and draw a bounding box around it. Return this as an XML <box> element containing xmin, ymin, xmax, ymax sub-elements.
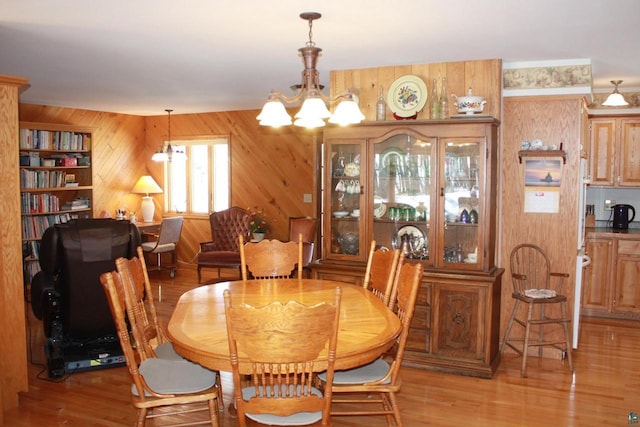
<box><xmin>387</xmin><ymin>75</ymin><xmax>428</xmax><ymax>118</ymax></box>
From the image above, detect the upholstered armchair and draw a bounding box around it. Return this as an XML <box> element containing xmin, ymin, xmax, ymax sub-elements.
<box><xmin>197</xmin><ymin>207</ymin><xmax>251</xmax><ymax>283</ymax></box>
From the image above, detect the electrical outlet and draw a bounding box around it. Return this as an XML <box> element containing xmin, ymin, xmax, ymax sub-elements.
<box><xmin>303</xmin><ymin>193</ymin><xmax>312</xmax><ymax>203</ymax></box>
<box><xmin>605</xmin><ymin>199</ymin><xmax>616</xmax><ymax>210</ymax></box>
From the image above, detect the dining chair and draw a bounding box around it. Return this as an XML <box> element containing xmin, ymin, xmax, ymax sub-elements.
<box><xmin>239</xmin><ymin>233</ymin><xmax>303</xmax><ymax>280</ymax></box>
<box><xmin>99</xmin><ymin>270</ymin><xmax>220</xmax><ymax>427</ymax></box>
<box><xmin>362</xmin><ymin>240</ymin><xmax>402</xmax><ymax>307</ymax></box>
<box><xmin>223</xmin><ymin>286</ymin><xmax>342</xmax><ymax>426</ymax></box>
<box><xmin>140</xmin><ymin>216</ymin><xmax>183</xmax><ymax>278</ymax></box>
<box><xmin>289</xmin><ymin>217</ymin><xmax>319</xmax><ymax>274</ymax></box>
<box><xmin>501</xmin><ymin>243</ymin><xmax>574</xmax><ymax>378</ymax></box>
<box><xmin>114</xmin><ymin>248</ymin><xmax>224</xmax><ymax>407</ymax></box>
<box><xmin>320</xmin><ymin>262</ymin><xmax>423</xmax><ymax>426</ymax></box>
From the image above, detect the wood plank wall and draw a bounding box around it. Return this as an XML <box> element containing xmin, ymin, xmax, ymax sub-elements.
<box><xmin>500</xmin><ymin>96</ymin><xmax>586</xmax><ymax>348</ymax></box>
<box><xmin>0</xmin><ymin>74</ymin><xmax>30</xmax><ymax>419</ymax></box>
<box><xmin>17</xmin><ymin>105</ymin><xmax>317</xmax><ymax>266</ymax></box>
<box><xmin>330</xmin><ymin>59</ymin><xmax>502</xmax><ymax>121</ymax></box>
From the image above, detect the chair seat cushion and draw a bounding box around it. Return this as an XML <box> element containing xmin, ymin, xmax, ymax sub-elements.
<box><xmin>197</xmin><ymin>250</ymin><xmax>240</xmax><ymax>264</ymax></box>
<box><xmin>141</xmin><ymin>242</ymin><xmax>176</xmax><ymax>254</ymax></box>
<box><xmin>241</xmin><ymin>385</ymin><xmax>323</xmax><ymax>426</ymax></box>
<box><xmin>134</xmin><ymin>358</ymin><xmax>217</xmax><ymax>396</ymax></box>
<box><xmin>320</xmin><ymin>358</ymin><xmax>391</xmax><ymax>385</ymax></box>
<box><xmin>154</xmin><ymin>342</ymin><xmax>185</xmax><ymax>361</ymax></box>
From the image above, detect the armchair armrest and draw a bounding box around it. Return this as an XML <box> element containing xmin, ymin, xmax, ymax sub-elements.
<box><xmin>550</xmin><ymin>272</ymin><xmax>570</xmax><ymax>294</ymax></box>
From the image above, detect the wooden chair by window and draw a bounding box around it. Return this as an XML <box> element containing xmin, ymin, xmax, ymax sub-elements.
<box><xmin>197</xmin><ymin>207</ymin><xmax>251</xmax><ymax>283</ymax></box>
<box><xmin>362</xmin><ymin>240</ymin><xmax>402</xmax><ymax>307</ymax></box>
<box><xmin>223</xmin><ymin>286</ymin><xmax>342</xmax><ymax>426</ymax></box>
<box><xmin>99</xmin><ymin>270</ymin><xmax>220</xmax><ymax>427</ymax></box>
<box><xmin>140</xmin><ymin>216</ymin><xmax>183</xmax><ymax>278</ymax></box>
<box><xmin>239</xmin><ymin>234</ymin><xmax>303</xmax><ymax>280</ymax></box>
<box><xmin>501</xmin><ymin>243</ymin><xmax>574</xmax><ymax>378</ymax></box>
<box><xmin>320</xmin><ymin>262</ymin><xmax>423</xmax><ymax>426</ymax></box>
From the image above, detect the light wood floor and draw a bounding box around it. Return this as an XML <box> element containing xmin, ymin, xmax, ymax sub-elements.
<box><xmin>6</xmin><ymin>268</ymin><xmax>640</xmax><ymax>426</ymax></box>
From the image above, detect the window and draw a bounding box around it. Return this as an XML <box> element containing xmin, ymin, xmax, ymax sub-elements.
<box><xmin>163</xmin><ymin>138</ymin><xmax>229</xmax><ymax>214</ymax></box>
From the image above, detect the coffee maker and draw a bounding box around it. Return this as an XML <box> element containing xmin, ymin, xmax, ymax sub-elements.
<box><xmin>612</xmin><ymin>204</ymin><xmax>636</xmax><ymax>230</ymax></box>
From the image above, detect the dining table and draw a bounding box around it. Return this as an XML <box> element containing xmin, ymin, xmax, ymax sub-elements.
<box><xmin>166</xmin><ymin>278</ymin><xmax>402</xmax><ymax>373</ymax></box>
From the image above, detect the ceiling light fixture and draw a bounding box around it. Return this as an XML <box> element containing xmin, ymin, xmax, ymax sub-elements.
<box><xmin>152</xmin><ymin>109</ymin><xmax>187</xmax><ymax>162</ymax></box>
<box><xmin>256</xmin><ymin>12</ymin><xmax>364</xmax><ymax>129</ymax></box>
<box><xmin>602</xmin><ymin>80</ymin><xmax>629</xmax><ymax>107</ymax></box>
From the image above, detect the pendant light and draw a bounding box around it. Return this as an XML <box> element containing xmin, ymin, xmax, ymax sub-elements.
<box><xmin>602</xmin><ymin>80</ymin><xmax>629</xmax><ymax>107</ymax></box>
<box><xmin>152</xmin><ymin>109</ymin><xmax>187</xmax><ymax>162</ymax></box>
<box><xmin>256</xmin><ymin>12</ymin><xmax>364</xmax><ymax>129</ymax></box>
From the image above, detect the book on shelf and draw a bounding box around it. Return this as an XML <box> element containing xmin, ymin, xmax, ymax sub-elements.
<box><xmin>64</xmin><ymin>182</ymin><xmax>79</xmax><ymax>187</ymax></box>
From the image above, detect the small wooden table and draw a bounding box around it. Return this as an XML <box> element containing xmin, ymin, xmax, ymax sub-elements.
<box><xmin>167</xmin><ymin>279</ymin><xmax>402</xmax><ymax>372</ymax></box>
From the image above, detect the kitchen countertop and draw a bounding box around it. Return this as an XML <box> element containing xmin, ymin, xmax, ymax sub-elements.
<box><xmin>587</xmin><ymin>227</ymin><xmax>640</xmax><ymax>238</ymax></box>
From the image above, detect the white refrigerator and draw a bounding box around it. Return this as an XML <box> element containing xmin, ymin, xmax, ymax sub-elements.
<box><xmin>573</xmin><ymin>157</ymin><xmax>591</xmax><ymax>348</ymax></box>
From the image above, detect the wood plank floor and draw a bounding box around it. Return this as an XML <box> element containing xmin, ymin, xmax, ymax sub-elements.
<box><xmin>6</xmin><ymin>268</ymin><xmax>640</xmax><ymax>426</ymax></box>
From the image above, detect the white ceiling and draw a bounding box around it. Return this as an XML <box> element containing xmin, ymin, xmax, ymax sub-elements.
<box><xmin>2</xmin><ymin>0</ymin><xmax>639</xmax><ymax>116</ymax></box>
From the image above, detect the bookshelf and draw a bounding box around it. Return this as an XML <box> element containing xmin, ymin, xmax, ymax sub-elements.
<box><xmin>19</xmin><ymin>121</ymin><xmax>95</xmax><ymax>282</ymax></box>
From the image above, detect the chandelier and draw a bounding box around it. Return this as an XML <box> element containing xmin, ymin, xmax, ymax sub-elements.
<box><xmin>256</xmin><ymin>12</ymin><xmax>364</xmax><ymax>129</ymax></box>
<box><xmin>602</xmin><ymin>80</ymin><xmax>629</xmax><ymax>107</ymax></box>
<box><xmin>152</xmin><ymin>109</ymin><xmax>187</xmax><ymax>162</ymax></box>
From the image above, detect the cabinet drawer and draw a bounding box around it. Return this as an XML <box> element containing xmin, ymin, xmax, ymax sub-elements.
<box><xmin>617</xmin><ymin>240</ymin><xmax>640</xmax><ymax>255</ymax></box>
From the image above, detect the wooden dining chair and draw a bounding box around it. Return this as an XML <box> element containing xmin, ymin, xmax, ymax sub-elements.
<box><xmin>223</xmin><ymin>286</ymin><xmax>342</xmax><ymax>427</ymax></box>
<box><xmin>114</xmin><ymin>247</ymin><xmax>179</xmax><ymax>360</ymax></box>
<box><xmin>321</xmin><ymin>262</ymin><xmax>423</xmax><ymax>427</ymax></box>
<box><xmin>239</xmin><ymin>233</ymin><xmax>303</xmax><ymax>280</ymax></box>
<box><xmin>99</xmin><ymin>270</ymin><xmax>220</xmax><ymax>427</ymax></box>
<box><xmin>362</xmin><ymin>240</ymin><xmax>402</xmax><ymax>307</ymax></box>
<box><xmin>501</xmin><ymin>243</ymin><xmax>574</xmax><ymax>378</ymax></box>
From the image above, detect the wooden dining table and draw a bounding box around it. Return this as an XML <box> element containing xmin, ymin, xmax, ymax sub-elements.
<box><xmin>166</xmin><ymin>278</ymin><xmax>402</xmax><ymax>372</ymax></box>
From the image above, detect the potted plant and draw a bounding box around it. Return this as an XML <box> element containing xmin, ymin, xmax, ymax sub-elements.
<box><xmin>248</xmin><ymin>206</ymin><xmax>270</xmax><ymax>241</ymax></box>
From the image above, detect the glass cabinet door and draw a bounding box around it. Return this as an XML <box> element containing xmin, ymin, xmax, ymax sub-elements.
<box><xmin>439</xmin><ymin>137</ymin><xmax>483</xmax><ymax>268</ymax></box>
<box><xmin>372</xmin><ymin>133</ymin><xmax>436</xmax><ymax>262</ymax></box>
<box><xmin>325</xmin><ymin>140</ymin><xmax>364</xmax><ymax>260</ymax></box>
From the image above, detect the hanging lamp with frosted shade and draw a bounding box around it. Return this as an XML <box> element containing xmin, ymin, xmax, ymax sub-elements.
<box><xmin>152</xmin><ymin>109</ymin><xmax>187</xmax><ymax>162</ymax></box>
<box><xmin>256</xmin><ymin>12</ymin><xmax>364</xmax><ymax>130</ymax></box>
<box><xmin>602</xmin><ymin>80</ymin><xmax>629</xmax><ymax>107</ymax></box>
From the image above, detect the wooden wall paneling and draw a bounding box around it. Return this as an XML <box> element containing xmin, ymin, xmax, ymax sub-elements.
<box><xmin>0</xmin><ymin>74</ymin><xmax>29</xmax><ymax>419</ymax></box>
<box><xmin>330</xmin><ymin>59</ymin><xmax>502</xmax><ymax>121</ymax></box>
<box><xmin>501</xmin><ymin>96</ymin><xmax>584</xmax><ymax>355</ymax></box>
<box><xmin>18</xmin><ymin>105</ymin><xmax>148</xmax><ymax>219</ymax></box>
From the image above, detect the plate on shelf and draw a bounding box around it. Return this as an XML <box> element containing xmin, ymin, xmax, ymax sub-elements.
<box><xmin>387</xmin><ymin>75</ymin><xmax>428</xmax><ymax>118</ymax></box>
<box><xmin>374</xmin><ymin>202</ymin><xmax>387</xmax><ymax>219</ymax></box>
<box><xmin>379</xmin><ymin>147</ymin><xmax>405</xmax><ymax>170</ymax></box>
<box><xmin>396</xmin><ymin>225</ymin><xmax>426</xmax><ymax>251</ymax></box>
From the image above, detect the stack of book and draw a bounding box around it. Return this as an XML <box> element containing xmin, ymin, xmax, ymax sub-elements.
<box><xmin>61</xmin><ymin>199</ymin><xmax>89</xmax><ymax>211</ymax></box>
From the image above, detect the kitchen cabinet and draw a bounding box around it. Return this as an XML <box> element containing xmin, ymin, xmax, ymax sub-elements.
<box><xmin>311</xmin><ymin>118</ymin><xmax>503</xmax><ymax>378</ymax></box>
<box><xmin>588</xmin><ymin>117</ymin><xmax>640</xmax><ymax>187</ymax></box>
<box><xmin>613</xmin><ymin>239</ymin><xmax>640</xmax><ymax>314</ymax></box>
<box><xmin>581</xmin><ymin>231</ymin><xmax>640</xmax><ymax>319</ymax></box>
<box><xmin>581</xmin><ymin>236</ymin><xmax>614</xmax><ymax>316</ymax></box>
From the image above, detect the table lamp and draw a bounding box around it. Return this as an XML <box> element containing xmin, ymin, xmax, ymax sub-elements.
<box><xmin>132</xmin><ymin>175</ymin><xmax>163</xmax><ymax>222</ymax></box>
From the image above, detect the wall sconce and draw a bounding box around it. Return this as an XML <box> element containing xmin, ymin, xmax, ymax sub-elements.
<box><xmin>131</xmin><ymin>175</ymin><xmax>163</xmax><ymax>222</ymax></box>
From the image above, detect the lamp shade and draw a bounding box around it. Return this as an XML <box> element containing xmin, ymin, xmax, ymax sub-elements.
<box><xmin>602</xmin><ymin>92</ymin><xmax>629</xmax><ymax>107</ymax></box>
<box><xmin>132</xmin><ymin>175</ymin><xmax>163</xmax><ymax>196</ymax></box>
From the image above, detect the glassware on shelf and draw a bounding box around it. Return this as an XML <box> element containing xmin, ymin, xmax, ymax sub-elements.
<box><xmin>430</xmin><ymin>79</ymin><xmax>440</xmax><ymax>119</ymax></box>
<box><xmin>439</xmin><ymin>77</ymin><xmax>449</xmax><ymax>119</ymax></box>
<box><xmin>376</xmin><ymin>87</ymin><xmax>386</xmax><ymax>121</ymax></box>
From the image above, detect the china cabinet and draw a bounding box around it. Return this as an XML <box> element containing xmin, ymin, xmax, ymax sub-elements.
<box><xmin>311</xmin><ymin>118</ymin><xmax>503</xmax><ymax>377</ymax></box>
<box><xmin>588</xmin><ymin>117</ymin><xmax>640</xmax><ymax>187</ymax></box>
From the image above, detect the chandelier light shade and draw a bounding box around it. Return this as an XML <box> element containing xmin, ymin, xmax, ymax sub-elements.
<box><xmin>132</xmin><ymin>175</ymin><xmax>163</xmax><ymax>222</ymax></box>
<box><xmin>602</xmin><ymin>80</ymin><xmax>629</xmax><ymax>107</ymax></box>
<box><xmin>257</xmin><ymin>12</ymin><xmax>365</xmax><ymax>129</ymax></box>
<box><xmin>152</xmin><ymin>109</ymin><xmax>187</xmax><ymax>162</ymax></box>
